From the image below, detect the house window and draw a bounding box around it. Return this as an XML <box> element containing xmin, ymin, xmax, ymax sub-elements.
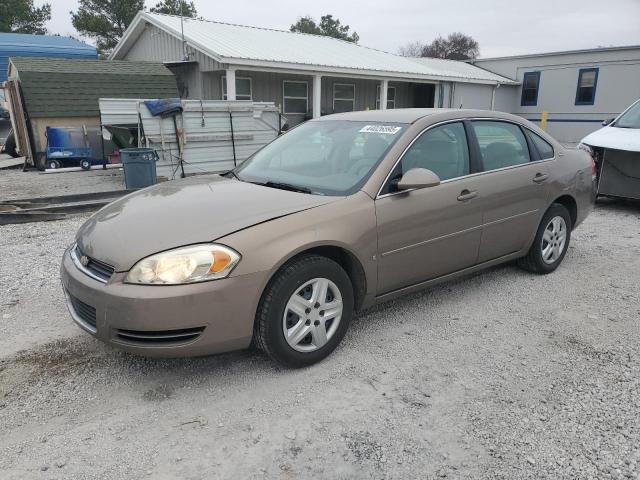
<box><xmin>333</xmin><ymin>83</ymin><xmax>355</xmax><ymax>113</ymax></box>
<box><xmin>575</xmin><ymin>68</ymin><xmax>599</xmax><ymax>106</ymax></box>
<box><xmin>222</xmin><ymin>76</ymin><xmax>252</xmax><ymax>100</ymax></box>
<box><xmin>282</xmin><ymin>81</ymin><xmax>308</xmax><ymax>114</ymax></box>
<box><xmin>376</xmin><ymin>85</ymin><xmax>396</xmax><ymax>109</ymax></box>
<box><xmin>520</xmin><ymin>71</ymin><xmax>540</xmax><ymax>106</ymax></box>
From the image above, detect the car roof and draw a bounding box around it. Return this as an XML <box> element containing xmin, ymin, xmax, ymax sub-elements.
<box><xmin>315</xmin><ymin>108</ymin><xmax>527</xmax><ymax>124</ymax></box>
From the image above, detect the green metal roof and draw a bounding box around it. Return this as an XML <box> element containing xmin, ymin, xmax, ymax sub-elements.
<box><xmin>10</xmin><ymin>57</ymin><xmax>178</xmax><ymax>118</ymax></box>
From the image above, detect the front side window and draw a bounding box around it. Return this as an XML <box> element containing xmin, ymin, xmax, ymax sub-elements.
<box><xmin>283</xmin><ymin>81</ymin><xmax>308</xmax><ymax>114</ymax></box>
<box><xmin>472</xmin><ymin>121</ymin><xmax>531</xmax><ymax>171</ymax></box>
<box><xmin>529</xmin><ymin>131</ymin><xmax>555</xmax><ymax>159</ymax></box>
<box><xmin>236</xmin><ymin>120</ymin><xmax>407</xmax><ymax>196</ymax></box>
<box><xmin>575</xmin><ymin>68</ymin><xmax>598</xmax><ymax>105</ymax></box>
<box><xmin>222</xmin><ymin>77</ymin><xmax>252</xmax><ymax>100</ymax></box>
<box><xmin>397</xmin><ymin>122</ymin><xmax>470</xmax><ymax>182</ymax></box>
<box><xmin>521</xmin><ymin>71</ymin><xmax>540</xmax><ymax>106</ymax></box>
<box><xmin>613</xmin><ymin>99</ymin><xmax>640</xmax><ymax>129</ymax></box>
<box><xmin>376</xmin><ymin>85</ymin><xmax>396</xmax><ymax>109</ymax></box>
<box><xmin>333</xmin><ymin>83</ymin><xmax>355</xmax><ymax>113</ymax></box>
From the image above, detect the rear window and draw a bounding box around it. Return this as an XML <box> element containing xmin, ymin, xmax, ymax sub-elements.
<box><xmin>530</xmin><ymin>132</ymin><xmax>554</xmax><ymax>159</ymax></box>
<box><xmin>471</xmin><ymin>121</ymin><xmax>531</xmax><ymax>171</ymax></box>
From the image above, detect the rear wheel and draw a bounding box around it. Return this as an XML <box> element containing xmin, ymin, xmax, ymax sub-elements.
<box><xmin>80</xmin><ymin>159</ymin><xmax>91</xmax><ymax>170</ymax></box>
<box><xmin>47</xmin><ymin>159</ymin><xmax>62</xmax><ymax>170</ymax></box>
<box><xmin>518</xmin><ymin>203</ymin><xmax>571</xmax><ymax>274</ymax></box>
<box><xmin>254</xmin><ymin>255</ymin><xmax>354</xmax><ymax>367</ymax></box>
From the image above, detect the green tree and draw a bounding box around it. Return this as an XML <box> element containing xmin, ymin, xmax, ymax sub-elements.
<box><xmin>290</xmin><ymin>14</ymin><xmax>359</xmax><ymax>43</ymax></box>
<box><xmin>0</xmin><ymin>0</ymin><xmax>51</xmax><ymax>34</ymax></box>
<box><xmin>421</xmin><ymin>32</ymin><xmax>479</xmax><ymax>60</ymax></box>
<box><xmin>150</xmin><ymin>0</ymin><xmax>197</xmax><ymax>17</ymax></box>
<box><xmin>71</xmin><ymin>0</ymin><xmax>143</xmax><ymax>52</ymax></box>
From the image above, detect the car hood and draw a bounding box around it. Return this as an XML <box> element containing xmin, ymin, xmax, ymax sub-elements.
<box><xmin>581</xmin><ymin>126</ymin><xmax>640</xmax><ymax>152</ymax></box>
<box><xmin>76</xmin><ymin>175</ymin><xmax>337</xmax><ymax>271</ymax></box>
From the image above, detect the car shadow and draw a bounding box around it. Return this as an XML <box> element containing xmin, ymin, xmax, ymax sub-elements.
<box><xmin>595</xmin><ymin>196</ymin><xmax>640</xmax><ymax>213</ymax></box>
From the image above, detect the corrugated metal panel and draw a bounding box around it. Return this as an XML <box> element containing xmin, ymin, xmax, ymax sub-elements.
<box><xmin>409</xmin><ymin>57</ymin><xmax>514</xmax><ymax>84</ymax></box>
<box><xmin>115</xmin><ymin>13</ymin><xmax>516</xmax><ymax>85</ymax></box>
<box><xmin>99</xmin><ymin>99</ymin><xmax>282</xmax><ymax>178</ymax></box>
<box><xmin>0</xmin><ymin>33</ymin><xmax>96</xmax><ymax>82</ymax></box>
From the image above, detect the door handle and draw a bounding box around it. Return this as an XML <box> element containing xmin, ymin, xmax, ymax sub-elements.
<box><xmin>457</xmin><ymin>189</ymin><xmax>478</xmax><ymax>201</ymax></box>
<box><xmin>533</xmin><ymin>173</ymin><xmax>549</xmax><ymax>183</ymax></box>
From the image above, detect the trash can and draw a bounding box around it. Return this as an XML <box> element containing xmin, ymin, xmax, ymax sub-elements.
<box><xmin>120</xmin><ymin>148</ymin><xmax>158</xmax><ymax>189</ymax></box>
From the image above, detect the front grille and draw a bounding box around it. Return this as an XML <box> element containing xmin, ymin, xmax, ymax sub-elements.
<box><xmin>68</xmin><ymin>293</ymin><xmax>97</xmax><ymax>329</ymax></box>
<box><xmin>74</xmin><ymin>246</ymin><xmax>115</xmax><ymax>282</ymax></box>
<box><xmin>114</xmin><ymin>327</ymin><xmax>205</xmax><ymax>346</ymax></box>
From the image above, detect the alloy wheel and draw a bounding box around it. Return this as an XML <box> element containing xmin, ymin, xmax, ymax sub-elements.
<box><xmin>282</xmin><ymin>277</ymin><xmax>343</xmax><ymax>353</ymax></box>
<box><xmin>541</xmin><ymin>216</ymin><xmax>567</xmax><ymax>264</ymax></box>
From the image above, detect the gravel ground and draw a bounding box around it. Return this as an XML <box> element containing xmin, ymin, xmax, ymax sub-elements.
<box><xmin>0</xmin><ymin>198</ymin><xmax>639</xmax><ymax>479</ymax></box>
<box><xmin>0</xmin><ymin>169</ymin><xmax>124</xmax><ymax>201</ymax></box>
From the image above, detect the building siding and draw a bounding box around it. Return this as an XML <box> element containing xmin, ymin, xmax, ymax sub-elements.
<box><xmin>474</xmin><ymin>48</ymin><xmax>640</xmax><ymax>143</ymax></box>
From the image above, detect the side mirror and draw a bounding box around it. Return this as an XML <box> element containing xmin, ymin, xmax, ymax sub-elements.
<box><xmin>396</xmin><ymin>168</ymin><xmax>441</xmax><ymax>191</ymax></box>
<box><xmin>602</xmin><ymin>117</ymin><xmax>615</xmax><ymax>126</ymax></box>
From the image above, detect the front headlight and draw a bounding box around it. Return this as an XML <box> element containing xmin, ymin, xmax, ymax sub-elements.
<box><xmin>125</xmin><ymin>244</ymin><xmax>240</xmax><ymax>285</ymax></box>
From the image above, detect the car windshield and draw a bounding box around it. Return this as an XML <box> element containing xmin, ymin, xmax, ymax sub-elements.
<box><xmin>235</xmin><ymin>120</ymin><xmax>407</xmax><ymax>196</ymax></box>
<box><xmin>614</xmin><ymin>100</ymin><xmax>640</xmax><ymax>129</ymax></box>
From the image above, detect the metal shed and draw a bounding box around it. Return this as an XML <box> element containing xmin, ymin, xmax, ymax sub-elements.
<box><xmin>5</xmin><ymin>57</ymin><xmax>178</xmax><ymax>168</ymax></box>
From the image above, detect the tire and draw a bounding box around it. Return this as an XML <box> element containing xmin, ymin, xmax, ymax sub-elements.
<box><xmin>517</xmin><ymin>203</ymin><xmax>572</xmax><ymax>274</ymax></box>
<box><xmin>47</xmin><ymin>159</ymin><xmax>62</xmax><ymax>170</ymax></box>
<box><xmin>254</xmin><ymin>254</ymin><xmax>354</xmax><ymax>368</ymax></box>
<box><xmin>3</xmin><ymin>130</ymin><xmax>18</xmax><ymax>157</ymax></box>
<box><xmin>80</xmin><ymin>159</ymin><xmax>91</xmax><ymax>170</ymax></box>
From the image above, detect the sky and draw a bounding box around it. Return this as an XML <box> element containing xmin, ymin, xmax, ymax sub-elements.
<box><xmin>45</xmin><ymin>0</ymin><xmax>640</xmax><ymax>58</ymax></box>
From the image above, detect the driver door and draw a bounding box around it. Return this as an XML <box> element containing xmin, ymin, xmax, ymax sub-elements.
<box><xmin>375</xmin><ymin>121</ymin><xmax>483</xmax><ymax>294</ymax></box>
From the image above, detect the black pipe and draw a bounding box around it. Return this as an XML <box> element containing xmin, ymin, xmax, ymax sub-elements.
<box><xmin>229</xmin><ymin>111</ymin><xmax>237</xmax><ymax>167</ymax></box>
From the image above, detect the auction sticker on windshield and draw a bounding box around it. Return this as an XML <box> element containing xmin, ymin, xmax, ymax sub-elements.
<box><xmin>359</xmin><ymin>125</ymin><xmax>402</xmax><ymax>134</ymax></box>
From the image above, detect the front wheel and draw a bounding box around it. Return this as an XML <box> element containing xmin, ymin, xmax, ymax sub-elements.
<box><xmin>517</xmin><ymin>203</ymin><xmax>572</xmax><ymax>274</ymax></box>
<box><xmin>80</xmin><ymin>159</ymin><xmax>91</xmax><ymax>170</ymax></box>
<box><xmin>254</xmin><ymin>255</ymin><xmax>354</xmax><ymax>367</ymax></box>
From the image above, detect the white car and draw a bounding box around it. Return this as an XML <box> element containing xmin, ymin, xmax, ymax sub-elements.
<box><xmin>580</xmin><ymin>99</ymin><xmax>640</xmax><ymax>199</ymax></box>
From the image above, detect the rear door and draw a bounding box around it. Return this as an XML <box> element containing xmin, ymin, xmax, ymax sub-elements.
<box><xmin>468</xmin><ymin>120</ymin><xmax>553</xmax><ymax>263</ymax></box>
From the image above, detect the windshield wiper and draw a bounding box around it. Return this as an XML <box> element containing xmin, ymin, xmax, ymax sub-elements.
<box><xmin>255</xmin><ymin>181</ymin><xmax>313</xmax><ymax>194</ymax></box>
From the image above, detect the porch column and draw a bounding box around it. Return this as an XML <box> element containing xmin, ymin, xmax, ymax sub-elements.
<box><xmin>226</xmin><ymin>68</ymin><xmax>236</xmax><ymax>101</ymax></box>
<box><xmin>312</xmin><ymin>74</ymin><xmax>322</xmax><ymax>118</ymax></box>
<box><xmin>379</xmin><ymin>79</ymin><xmax>389</xmax><ymax>110</ymax></box>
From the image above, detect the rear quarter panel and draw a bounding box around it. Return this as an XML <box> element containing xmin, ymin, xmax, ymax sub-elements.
<box><xmin>547</xmin><ymin>146</ymin><xmax>594</xmax><ymax>228</ymax></box>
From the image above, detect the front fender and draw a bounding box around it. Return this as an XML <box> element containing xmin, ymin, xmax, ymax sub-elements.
<box><xmin>218</xmin><ymin>192</ymin><xmax>378</xmax><ymax>309</ymax></box>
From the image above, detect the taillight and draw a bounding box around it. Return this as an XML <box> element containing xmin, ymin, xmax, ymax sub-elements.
<box><xmin>591</xmin><ymin>157</ymin><xmax>597</xmax><ymax>181</ymax></box>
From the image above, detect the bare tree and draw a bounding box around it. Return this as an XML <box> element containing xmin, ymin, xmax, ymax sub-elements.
<box><xmin>398</xmin><ymin>41</ymin><xmax>425</xmax><ymax>57</ymax></box>
<box><xmin>422</xmin><ymin>32</ymin><xmax>479</xmax><ymax>60</ymax></box>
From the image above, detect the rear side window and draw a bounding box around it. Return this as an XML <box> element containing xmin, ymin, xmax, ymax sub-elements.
<box><xmin>530</xmin><ymin>132</ymin><xmax>555</xmax><ymax>159</ymax></box>
<box><xmin>471</xmin><ymin>121</ymin><xmax>531</xmax><ymax>171</ymax></box>
<box><xmin>398</xmin><ymin>122</ymin><xmax>470</xmax><ymax>181</ymax></box>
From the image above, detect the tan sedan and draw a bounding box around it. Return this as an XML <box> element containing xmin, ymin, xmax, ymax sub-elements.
<box><xmin>61</xmin><ymin>109</ymin><xmax>595</xmax><ymax>367</ymax></box>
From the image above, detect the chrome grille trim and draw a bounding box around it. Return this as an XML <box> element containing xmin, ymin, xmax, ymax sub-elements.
<box><xmin>70</xmin><ymin>244</ymin><xmax>114</xmax><ymax>284</ymax></box>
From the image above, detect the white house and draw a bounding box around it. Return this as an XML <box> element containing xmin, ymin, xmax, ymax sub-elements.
<box><xmin>110</xmin><ymin>12</ymin><xmax>516</xmax><ymax>126</ymax></box>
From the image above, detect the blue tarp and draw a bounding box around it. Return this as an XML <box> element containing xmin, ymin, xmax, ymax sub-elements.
<box><xmin>0</xmin><ymin>33</ymin><xmax>97</xmax><ymax>82</ymax></box>
<box><xmin>143</xmin><ymin>98</ymin><xmax>183</xmax><ymax>117</ymax></box>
